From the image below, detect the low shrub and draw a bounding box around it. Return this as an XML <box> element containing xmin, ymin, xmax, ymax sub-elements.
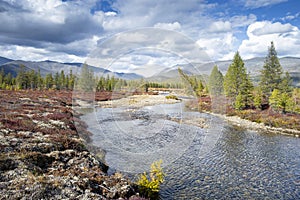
<box><xmin>136</xmin><ymin>160</ymin><xmax>165</xmax><ymax>199</ymax></box>
<box><xmin>165</xmin><ymin>95</ymin><xmax>179</xmax><ymax>100</ymax></box>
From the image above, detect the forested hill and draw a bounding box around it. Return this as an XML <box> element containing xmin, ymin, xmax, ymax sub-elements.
<box><xmin>0</xmin><ymin>56</ymin><xmax>143</xmax><ymax>80</ymax></box>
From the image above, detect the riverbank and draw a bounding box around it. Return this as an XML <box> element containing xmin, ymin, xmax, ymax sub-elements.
<box><xmin>97</xmin><ymin>94</ymin><xmax>181</xmax><ymax>108</ymax></box>
<box><xmin>0</xmin><ymin>90</ymin><xmax>144</xmax><ymax>199</ymax></box>
<box><xmin>96</xmin><ymin>94</ymin><xmax>208</xmax><ymax>128</ymax></box>
<box><xmin>210</xmin><ymin>112</ymin><xmax>300</xmax><ymax>137</ymax></box>
<box><xmin>99</xmin><ymin>94</ymin><xmax>300</xmax><ymax>132</ymax></box>
<box><xmin>186</xmin><ymin>96</ymin><xmax>300</xmax><ymax>137</ymax></box>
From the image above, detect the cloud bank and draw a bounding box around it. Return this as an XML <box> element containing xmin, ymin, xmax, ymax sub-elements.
<box><xmin>0</xmin><ymin>0</ymin><xmax>299</xmax><ymax>74</ymax></box>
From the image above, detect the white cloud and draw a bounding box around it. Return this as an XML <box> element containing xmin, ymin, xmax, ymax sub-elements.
<box><xmin>0</xmin><ymin>0</ymin><xmax>103</xmax><ymax>45</ymax></box>
<box><xmin>230</xmin><ymin>14</ymin><xmax>257</xmax><ymax>28</ymax></box>
<box><xmin>249</xmin><ymin>21</ymin><xmax>295</xmax><ymax>36</ymax></box>
<box><xmin>0</xmin><ymin>0</ymin><xmax>105</xmax><ymax>62</ymax></box>
<box><xmin>197</xmin><ymin>33</ymin><xmax>237</xmax><ymax>61</ymax></box>
<box><xmin>244</xmin><ymin>0</ymin><xmax>288</xmax><ymax>9</ymax></box>
<box><xmin>106</xmin><ymin>49</ymin><xmax>189</xmax><ymax>77</ymax></box>
<box><xmin>0</xmin><ymin>0</ymin><xmax>298</xmax><ymax>65</ymax></box>
<box><xmin>86</xmin><ymin>28</ymin><xmax>211</xmax><ymax>76</ymax></box>
<box><xmin>104</xmin><ymin>11</ymin><xmax>117</xmax><ymax>17</ymax></box>
<box><xmin>154</xmin><ymin>22</ymin><xmax>181</xmax><ymax>31</ymax></box>
<box><xmin>239</xmin><ymin>21</ymin><xmax>300</xmax><ymax>59</ymax></box>
<box><xmin>0</xmin><ymin>45</ymin><xmax>85</xmax><ymax>63</ymax></box>
<box><xmin>281</xmin><ymin>12</ymin><xmax>300</xmax><ymax>21</ymax></box>
<box><xmin>208</xmin><ymin>21</ymin><xmax>231</xmax><ymax>33</ymax></box>
<box><xmin>103</xmin><ymin>0</ymin><xmax>216</xmax><ymax>33</ymax></box>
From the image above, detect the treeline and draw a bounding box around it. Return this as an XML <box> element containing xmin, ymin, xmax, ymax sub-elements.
<box><xmin>0</xmin><ymin>65</ymin><xmax>75</xmax><ymax>90</ymax></box>
<box><xmin>180</xmin><ymin>41</ymin><xmax>300</xmax><ymax>114</ymax></box>
<box><xmin>76</xmin><ymin>64</ymin><xmax>183</xmax><ymax>93</ymax></box>
<box><xmin>0</xmin><ymin>63</ymin><xmax>183</xmax><ymax>92</ymax></box>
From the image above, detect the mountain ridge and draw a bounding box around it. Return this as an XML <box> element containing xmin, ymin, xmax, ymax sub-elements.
<box><xmin>1</xmin><ymin>56</ymin><xmax>299</xmax><ymax>86</ymax></box>
<box><xmin>0</xmin><ymin>56</ymin><xmax>143</xmax><ymax>80</ymax></box>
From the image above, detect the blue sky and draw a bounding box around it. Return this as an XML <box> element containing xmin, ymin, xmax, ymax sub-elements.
<box><xmin>0</xmin><ymin>0</ymin><xmax>299</xmax><ymax>75</ymax></box>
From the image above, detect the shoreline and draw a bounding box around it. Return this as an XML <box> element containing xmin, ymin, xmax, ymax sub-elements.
<box><xmin>92</xmin><ymin>94</ymin><xmax>300</xmax><ymax>137</ymax></box>
<box><xmin>208</xmin><ymin>112</ymin><xmax>300</xmax><ymax>137</ymax></box>
<box><xmin>96</xmin><ymin>94</ymin><xmax>181</xmax><ymax>108</ymax></box>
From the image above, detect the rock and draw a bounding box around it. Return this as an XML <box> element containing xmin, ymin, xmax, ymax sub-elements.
<box><xmin>0</xmin><ymin>90</ymin><xmax>141</xmax><ymax>199</ymax></box>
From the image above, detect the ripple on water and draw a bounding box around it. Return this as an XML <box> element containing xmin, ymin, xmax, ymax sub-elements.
<box><xmin>160</xmin><ymin>124</ymin><xmax>300</xmax><ymax>199</ymax></box>
<box><xmin>82</xmin><ymin>103</ymin><xmax>300</xmax><ymax>199</ymax></box>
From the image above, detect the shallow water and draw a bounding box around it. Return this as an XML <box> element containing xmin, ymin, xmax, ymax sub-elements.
<box><xmin>82</xmin><ymin>101</ymin><xmax>300</xmax><ymax>199</ymax></box>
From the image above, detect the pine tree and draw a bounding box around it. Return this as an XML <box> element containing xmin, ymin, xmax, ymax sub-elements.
<box><xmin>208</xmin><ymin>65</ymin><xmax>224</xmax><ymax>96</ymax></box>
<box><xmin>224</xmin><ymin>52</ymin><xmax>253</xmax><ymax>109</ymax></box>
<box><xmin>254</xmin><ymin>88</ymin><xmax>263</xmax><ymax>110</ymax></box>
<box><xmin>269</xmin><ymin>89</ymin><xmax>293</xmax><ymax>113</ymax></box>
<box><xmin>37</xmin><ymin>68</ymin><xmax>44</xmax><ymax>89</ymax></box>
<box><xmin>27</xmin><ymin>70</ymin><xmax>37</xmax><ymax>89</ymax></box>
<box><xmin>76</xmin><ymin>64</ymin><xmax>95</xmax><ymax>92</ymax></box>
<box><xmin>259</xmin><ymin>41</ymin><xmax>283</xmax><ymax>99</ymax></box>
<box><xmin>16</xmin><ymin>65</ymin><xmax>27</xmax><ymax>89</ymax></box>
<box><xmin>280</xmin><ymin>71</ymin><xmax>292</xmax><ymax>93</ymax></box>
<box><xmin>60</xmin><ymin>70</ymin><xmax>66</xmax><ymax>90</ymax></box>
<box><xmin>45</xmin><ymin>74</ymin><xmax>53</xmax><ymax>89</ymax></box>
<box><xmin>54</xmin><ymin>72</ymin><xmax>60</xmax><ymax>90</ymax></box>
<box><xmin>4</xmin><ymin>73</ymin><xmax>13</xmax><ymax>88</ymax></box>
<box><xmin>97</xmin><ymin>76</ymin><xmax>105</xmax><ymax>91</ymax></box>
<box><xmin>234</xmin><ymin>93</ymin><xmax>245</xmax><ymax>110</ymax></box>
<box><xmin>239</xmin><ymin>73</ymin><xmax>254</xmax><ymax>108</ymax></box>
<box><xmin>68</xmin><ymin>69</ymin><xmax>75</xmax><ymax>90</ymax></box>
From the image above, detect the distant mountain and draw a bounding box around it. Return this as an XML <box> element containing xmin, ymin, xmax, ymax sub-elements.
<box><xmin>0</xmin><ymin>56</ymin><xmax>13</xmax><ymax>66</ymax></box>
<box><xmin>0</xmin><ymin>57</ymin><xmax>143</xmax><ymax>80</ymax></box>
<box><xmin>149</xmin><ymin>57</ymin><xmax>300</xmax><ymax>87</ymax></box>
<box><xmin>1</xmin><ymin>56</ymin><xmax>299</xmax><ymax>85</ymax></box>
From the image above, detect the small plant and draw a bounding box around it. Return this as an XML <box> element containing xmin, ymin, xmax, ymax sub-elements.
<box><xmin>165</xmin><ymin>95</ymin><xmax>179</xmax><ymax>100</ymax></box>
<box><xmin>136</xmin><ymin>160</ymin><xmax>165</xmax><ymax>199</ymax></box>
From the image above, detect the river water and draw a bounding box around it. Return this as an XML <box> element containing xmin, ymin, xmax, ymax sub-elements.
<box><xmin>82</xmin><ymin>100</ymin><xmax>300</xmax><ymax>199</ymax></box>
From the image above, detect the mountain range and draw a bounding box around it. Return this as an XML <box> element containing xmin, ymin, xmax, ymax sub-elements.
<box><xmin>0</xmin><ymin>57</ymin><xmax>143</xmax><ymax>80</ymax></box>
<box><xmin>0</xmin><ymin>56</ymin><xmax>299</xmax><ymax>86</ymax></box>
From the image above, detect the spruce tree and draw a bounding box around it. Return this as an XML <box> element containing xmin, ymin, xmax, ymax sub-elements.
<box><xmin>37</xmin><ymin>69</ymin><xmax>44</xmax><ymax>90</ymax></box>
<box><xmin>77</xmin><ymin>64</ymin><xmax>95</xmax><ymax>92</ymax></box>
<box><xmin>45</xmin><ymin>74</ymin><xmax>53</xmax><ymax>89</ymax></box>
<box><xmin>16</xmin><ymin>65</ymin><xmax>27</xmax><ymax>89</ymax></box>
<box><xmin>259</xmin><ymin>41</ymin><xmax>283</xmax><ymax>99</ymax></box>
<box><xmin>68</xmin><ymin>69</ymin><xmax>75</xmax><ymax>90</ymax></box>
<box><xmin>224</xmin><ymin>52</ymin><xmax>253</xmax><ymax>109</ymax></box>
<box><xmin>208</xmin><ymin>65</ymin><xmax>224</xmax><ymax>96</ymax></box>
<box><xmin>54</xmin><ymin>72</ymin><xmax>60</xmax><ymax>90</ymax></box>
<box><xmin>280</xmin><ymin>71</ymin><xmax>292</xmax><ymax>94</ymax></box>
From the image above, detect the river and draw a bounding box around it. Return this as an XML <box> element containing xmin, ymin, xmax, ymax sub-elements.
<box><xmin>81</xmin><ymin>100</ymin><xmax>300</xmax><ymax>199</ymax></box>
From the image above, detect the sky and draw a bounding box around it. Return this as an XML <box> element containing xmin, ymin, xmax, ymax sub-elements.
<box><xmin>0</xmin><ymin>0</ymin><xmax>300</xmax><ymax>76</ymax></box>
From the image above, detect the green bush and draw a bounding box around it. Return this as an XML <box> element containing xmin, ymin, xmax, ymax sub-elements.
<box><xmin>165</xmin><ymin>95</ymin><xmax>179</xmax><ymax>100</ymax></box>
<box><xmin>136</xmin><ymin>160</ymin><xmax>165</xmax><ymax>199</ymax></box>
